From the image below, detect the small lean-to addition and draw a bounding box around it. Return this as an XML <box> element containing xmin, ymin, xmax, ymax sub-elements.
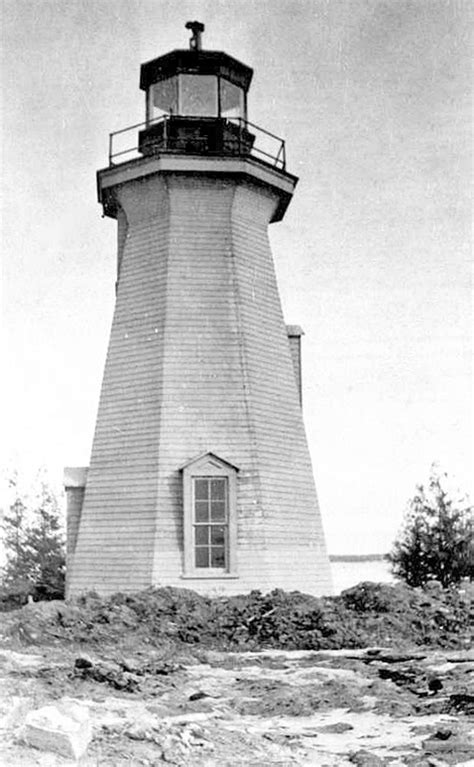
<box><xmin>65</xmin><ymin>24</ymin><xmax>332</xmax><ymax>597</ymax></box>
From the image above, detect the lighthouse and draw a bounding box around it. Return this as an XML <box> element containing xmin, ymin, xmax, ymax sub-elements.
<box><xmin>65</xmin><ymin>23</ymin><xmax>332</xmax><ymax>597</ymax></box>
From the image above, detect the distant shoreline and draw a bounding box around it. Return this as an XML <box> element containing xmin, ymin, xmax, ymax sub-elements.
<box><xmin>329</xmin><ymin>554</ymin><xmax>388</xmax><ymax>563</ymax></box>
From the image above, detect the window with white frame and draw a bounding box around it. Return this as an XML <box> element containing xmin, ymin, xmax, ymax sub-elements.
<box><xmin>193</xmin><ymin>477</ymin><xmax>228</xmax><ymax>569</ymax></box>
<box><xmin>181</xmin><ymin>453</ymin><xmax>238</xmax><ymax>577</ymax></box>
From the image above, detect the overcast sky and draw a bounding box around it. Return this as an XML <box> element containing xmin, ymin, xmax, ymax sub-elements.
<box><xmin>1</xmin><ymin>0</ymin><xmax>472</xmax><ymax>554</ymax></box>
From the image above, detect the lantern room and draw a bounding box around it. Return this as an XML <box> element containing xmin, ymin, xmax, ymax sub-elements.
<box><xmin>140</xmin><ymin>38</ymin><xmax>252</xmax><ymax>122</ymax></box>
<box><xmin>141</xmin><ymin>52</ymin><xmax>251</xmax><ymax>122</ymax></box>
<box><xmin>138</xmin><ymin>22</ymin><xmax>255</xmax><ymax>158</ymax></box>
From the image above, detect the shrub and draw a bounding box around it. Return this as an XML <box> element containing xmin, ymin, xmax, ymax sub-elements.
<box><xmin>388</xmin><ymin>467</ymin><xmax>473</xmax><ymax>588</ymax></box>
<box><xmin>1</xmin><ymin>472</ymin><xmax>65</xmax><ymax>608</ymax></box>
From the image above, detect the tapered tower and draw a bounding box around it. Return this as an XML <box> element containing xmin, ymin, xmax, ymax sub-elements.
<box><xmin>66</xmin><ymin>24</ymin><xmax>332</xmax><ymax>597</ymax></box>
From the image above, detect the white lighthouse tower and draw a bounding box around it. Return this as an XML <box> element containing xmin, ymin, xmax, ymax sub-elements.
<box><xmin>66</xmin><ymin>23</ymin><xmax>332</xmax><ymax>597</ymax></box>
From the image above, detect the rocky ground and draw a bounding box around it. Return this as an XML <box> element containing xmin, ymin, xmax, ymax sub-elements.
<box><xmin>0</xmin><ymin>583</ymin><xmax>472</xmax><ymax>765</ymax></box>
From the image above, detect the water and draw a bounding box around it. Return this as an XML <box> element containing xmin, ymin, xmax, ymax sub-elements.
<box><xmin>330</xmin><ymin>558</ymin><xmax>394</xmax><ymax>594</ymax></box>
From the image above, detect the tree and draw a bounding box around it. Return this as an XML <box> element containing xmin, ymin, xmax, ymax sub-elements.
<box><xmin>388</xmin><ymin>467</ymin><xmax>473</xmax><ymax>588</ymax></box>
<box><xmin>1</xmin><ymin>472</ymin><xmax>66</xmax><ymax>605</ymax></box>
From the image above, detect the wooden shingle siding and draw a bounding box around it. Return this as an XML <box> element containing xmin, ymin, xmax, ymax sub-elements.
<box><xmin>69</xmin><ymin>177</ymin><xmax>169</xmax><ymax>595</ymax></box>
<box><xmin>69</xmin><ymin>170</ymin><xmax>332</xmax><ymax>597</ymax></box>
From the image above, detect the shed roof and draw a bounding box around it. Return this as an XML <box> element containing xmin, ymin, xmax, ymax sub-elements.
<box><xmin>286</xmin><ymin>325</ymin><xmax>305</xmax><ymax>337</ymax></box>
<box><xmin>64</xmin><ymin>466</ymin><xmax>88</xmax><ymax>488</ymax></box>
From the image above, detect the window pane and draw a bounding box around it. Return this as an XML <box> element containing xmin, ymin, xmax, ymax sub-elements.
<box><xmin>210</xmin><ymin>479</ymin><xmax>226</xmax><ymax>500</ymax></box>
<box><xmin>195</xmin><ymin>525</ymin><xmax>209</xmax><ymax>545</ymax></box>
<box><xmin>210</xmin><ymin>525</ymin><xmax>226</xmax><ymax>546</ymax></box>
<box><xmin>179</xmin><ymin>75</ymin><xmax>218</xmax><ymax>116</ymax></box>
<box><xmin>220</xmin><ymin>79</ymin><xmax>244</xmax><ymax>119</ymax></box>
<box><xmin>195</xmin><ymin>500</ymin><xmax>209</xmax><ymax>522</ymax></box>
<box><xmin>194</xmin><ymin>479</ymin><xmax>209</xmax><ymax>500</ymax></box>
<box><xmin>211</xmin><ymin>547</ymin><xmax>226</xmax><ymax>568</ymax></box>
<box><xmin>210</xmin><ymin>501</ymin><xmax>226</xmax><ymax>521</ymax></box>
<box><xmin>195</xmin><ymin>547</ymin><xmax>209</xmax><ymax>568</ymax></box>
<box><xmin>150</xmin><ymin>77</ymin><xmax>178</xmax><ymax>118</ymax></box>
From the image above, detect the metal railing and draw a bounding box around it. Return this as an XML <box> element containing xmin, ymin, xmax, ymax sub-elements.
<box><xmin>108</xmin><ymin>114</ymin><xmax>286</xmax><ymax>171</ymax></box>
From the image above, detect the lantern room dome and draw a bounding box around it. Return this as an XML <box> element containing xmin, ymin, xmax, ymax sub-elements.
<box><xmin>140</xmin><ymin>49</ymin><xmax>253</xmax><ymax>93</ymax></box>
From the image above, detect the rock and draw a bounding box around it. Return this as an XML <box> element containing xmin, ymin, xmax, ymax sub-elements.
<box><xmin>447</xmin><ymin>693</ymin><xmax>474</xmax><ymax>714</ymax></box>
<box><xmin>352</xmin><ymin>750</ymin><xmax>386</xmax><ymax>766</ymax></box>
<box><xmin>422</xmin><ymin>727</ymin><xmax>474</xmax><ymax>754</ymax></box>
<box><xmin>446</xmin><ymin>652</ymin><xmax>474</xmax><ymax>663</ymax></box>
<box><xmin>162</xmin><ymin>713</ymin><xmax>216</xmax><ymax>724</ymax></box>
<box><xmin>21</xmin><ymin>699</ymin><xmax>92</xmax><ymax>760</ymax></box>
<box><xmin>74</xmin><ymin>655</ymin><xmax>93</xmax><ymax>669</ymax></box>
<box><xmin>119</xmin><ymin>656</ymin><xmax>143</xmax><ymax>675</ymax></box>
<box><xmin>0</xmin><ymin>696</ymin><xmax>32</xmax><ymax>731</ymax></box>
<box><xmin>299</xmin><ymin>728</ymin><xmax>320</xmax><ymax>738</ymax></box>
<box><xmin>316</xmin><ymin>721</ymin><xmax>354</xmax><ymax>733</ymax></box>
<box><xmin>149</xmin><ymin>660</ymin><xmax>181</xmax><ymax>675</ymax></box>
<box><xmin>74</xmin><ymin>657</ymin><xmax>141</xmax><ymax>692</ymax></box>
<box><xmin>22</xmin><ymin>600</ymin><xmax>64</xmax><ymax>619</ymax></box>
<box><xmin>370</xmin><ymin>652</ymin><xmax>427</xmax><ymax>664</ymax></box>
<box><xmin>125</xmin><ymin>723</ymin><xmax>154</xmax><ymax>741</ymax></box>
<box><xmin>377</xmin><ymin>665</ymin><xmax>419</xmax><ymax>685</ymax></box>
<box><xmin>416</xmin><ymin>696</ymin><xmax>450</xmax><ymax>715</ymax></box>
<box><xmin>432</xmin><ymin>727</ymin><xmax>453</xmax><ymax>741</ymax></box>
<box><xmin>189</xmin><ymin>691</ymin><xmax>209</xmax><ymax>701</ymax></box>
<box><xmin>402</xmin><ymin>755</ymin><xmax>444</xmax><ymax>767</ymax></box>
<box><xmin>422</xmin><ymin>737</ymin><xmax>473</xmax><ymax>754</ymax></box>
<box><xmin>349</xmin><ymin>750</ymin><xmax>386</xmax><ymax>766</ymax></box>
<box><xmin>263</xmin><ymin>731</ymin><xmax>298</xmax><ymax>746</ymax></box>
<box><xmin>95</xmin><ymin>660</ymin><xmax>122</xmax><ymax>676</ymax></box>
<box><xmin>427</xmin><ymin>677</ymin><xmax>443</xmax><ymax>694</ymax></box>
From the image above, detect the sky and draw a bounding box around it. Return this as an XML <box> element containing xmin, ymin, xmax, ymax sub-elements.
<box><xmin>1</xmin><ymin>0</ymin><xmax>472</xmax><ymax>554</ymax></box>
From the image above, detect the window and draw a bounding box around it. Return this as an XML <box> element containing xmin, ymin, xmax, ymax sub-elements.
<box><xmin>146</xmin><ymin>75</ymin><xmax>246</xmax><ymax>122</ymax></box>
<box><xmin>181</xmin><ymin>453</ymin><xmax>238</xmax><ymax>578</ymax></box>
<box><xmin>148</xmin><ymin>77</ymin><xmax>179</xmax><ymax>121</ymax></box>
<box><xmin>220</xmin><ymin>79</ymin><xmax>245</xmax><ymax>119</ymax></box>
<box><xmin>179</xmin><ymin>75</ymin><xmax>218</xmax><ymax>116</ymax></box>
<box><xmin>194</xmin><ymin>477</ymin><xmax>228</xmax><ymax>569</ymax></box>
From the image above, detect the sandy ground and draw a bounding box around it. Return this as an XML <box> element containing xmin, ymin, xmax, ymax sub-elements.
<box><xmin>0</xmin><ymin>644</ymin><xmax>473</xmax><ymax>766</ymax></box>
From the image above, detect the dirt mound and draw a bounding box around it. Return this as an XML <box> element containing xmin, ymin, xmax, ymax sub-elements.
<box><xmin>339</xmin><ymin>581</ymin><xmax>472</xmax><ymax>648</ymax></box>
<box><xmin>1</xmin><ymin>581</ymin><xmax>471</xmax><ymax>652</ymax></box>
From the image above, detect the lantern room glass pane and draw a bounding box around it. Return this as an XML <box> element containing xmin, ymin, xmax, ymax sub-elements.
<box><xmin>179</xmin><ymin>74</ymin><xmax>218</xmax><ymax>116</ymax></box>
<box><xmin>149</xmin><ymin>77</ymin><xmax>178</xmax><ymax>120</ymax></box>
<box><xmin>220</xmin><ymin>79</ymin><xmax>245</xmax><ymax>119</ymax></box>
